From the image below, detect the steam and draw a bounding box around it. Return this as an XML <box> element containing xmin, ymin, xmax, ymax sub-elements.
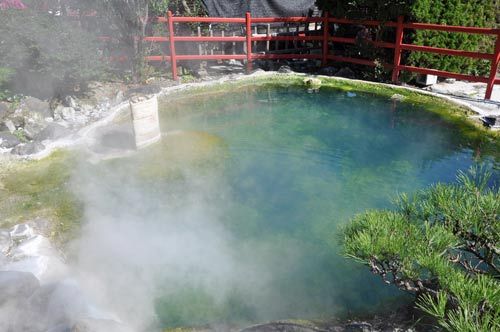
<box><xmin>68</xmin><ymin>151</ymin><xmax>271</xmax><ymax>330</ymax></box>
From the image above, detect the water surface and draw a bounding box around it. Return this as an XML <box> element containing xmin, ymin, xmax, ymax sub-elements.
<box><xmin>81</xmin><ymin>84</ymin><xmax>496</xmax><ymax>328</ymax></box>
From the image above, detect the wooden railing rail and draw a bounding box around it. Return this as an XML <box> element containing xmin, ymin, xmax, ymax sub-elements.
<box><xmin>141</xmin><ymin>11</ymin><xmax>500</xmax><ymax>100</ymax></box>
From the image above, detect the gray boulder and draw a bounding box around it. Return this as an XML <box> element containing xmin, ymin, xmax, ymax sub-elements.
<box><xmin>11</xmin><ymin>141</ymin><xmax>45</xmax><ymax>156</ymax></box>
<box><xmin>9</xmin><ymin>223</ymin><xmax>34</xmax><ymax>241</ymax></box>
<box><xmin>13</xmin><ymin>97</ymin><xmax>51</xmax><ymax>139</ymax></box>
<box><xmin>318</xmin><ymin>66</ymin><xmax>338</xmax><ymax>76</ymax></box>
<box><xmin>18</xmin><ymin>280</ymin><xmax>90</xmax><ymax>332</ymax></box>
<box><xmin>335</xmin><ymin>67</ymin><xmax>356</xmax><ymax>78</ymax></box>
<box><xmin>23</xmin><ymin>120</ymin><xmax>48</xmax><ymax>140</ymax></box>
<box><xmin>241</xmin><ymin>322</ymin><xmax>323</xmax><ymax>332</ymax></box>
<box><xmin>278</xmin><ymin>65</ymin><xmax>294</xmax><ymax>73</ymax></box>
<box><xmin>0</xmin><ymin>229</ymin><xmax>13</xmax><ymax>252</ymax></box>
<box><xmin>0</xmin><ymin>271</ymin><xmax>40</xmax><ymax>306</ymax></box>
<box><xmin>20</xmin><ymin>97</ymin><xmax>52</xmax><ymax>118</ymax></box>
<box><xmin>345</xmin><ymin>322</ymin><xmax>372</xmax><ymax>332</ymax></box>
<box><xmin>0</xmin><ymin>131</ymin><xmax>21</xmax><ymax>148</ymax></box>
<box><xmin>35</xmin><ymin>123</ymin><xmax>72</xmax><ymax>141</ymax></box>
<box><xmin>11</xmin><ymin>115</ymin><xmax>25</xmax><ymax>129</ymax></box>
<box><xmin>64</xmin><ymin>96</ymin><xmax>79</xmax><ymax>109</ymax></box>
<box><xmin>0</xmin><ymin>102</ymin><xmax>10</xmax><ymax>120</ymax></box>
<box><xmin>53</xmin><ymin>106</ymin><xmax>76</xmax><ymax>122</ymax></box>
<box><xmin>2</xmin><ymin>119</ymin><xmax>16</xmax><ymax>133</ymax></box>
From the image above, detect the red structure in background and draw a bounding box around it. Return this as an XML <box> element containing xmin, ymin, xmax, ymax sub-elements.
<box><xmin>147</xmin><ymin>11</ymin><xmax>500</xmax><ymax>100</ymax></box>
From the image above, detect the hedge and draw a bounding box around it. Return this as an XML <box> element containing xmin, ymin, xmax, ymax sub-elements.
<box><xmin>316</xmin><ymin>0</ymin><xmax>497</xmax><ymax>76</ymax></box>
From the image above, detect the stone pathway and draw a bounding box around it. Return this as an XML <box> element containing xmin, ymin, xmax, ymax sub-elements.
<box><xmin>423</xmin><ymin>80</ymin><xmax>500</xmax><ymax>116</ymax></box>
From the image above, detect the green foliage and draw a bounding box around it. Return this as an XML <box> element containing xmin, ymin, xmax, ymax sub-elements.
<box><xmin>408</xmin><ymin>0</ymin><xmax>495</xmax><ymax>76</ymax></box>
<box><xmin>342</xmin><ymin>167</ymin><xmax>499</xmax><ymax>331</ymax></box>
<box><xmin>149</xmin><ymin>0</ymin><xmax>171</xmax><ymax>16</ymax></box>
<box><xmin>0</xmin><ymin>9</ymin><xmax>105</xmax><ymax>97</ymax></box>
<box><xmin>0</xmin><ymin>67</ymin><xmax>14</xmax><ymax>99</ymax></box>
<box><xmin>0</xmin><ymin>67</ymin><xmax>13</xmax><ymax>86</ymax></box>
<box><xmin>315</xmin><ymin>0</ymin><xmax>496</xmax><ymax>76</ymax></box>
<box><xmin>0</xmin><ymin>150</ymin><xmax>82</xmax><ymax>244</ymax></box>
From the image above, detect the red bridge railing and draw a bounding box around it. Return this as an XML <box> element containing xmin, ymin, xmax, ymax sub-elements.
<box><xmin>146</xmin><ymin>11</ymin><xmax>500</xmax><ymax>100</ymax></box>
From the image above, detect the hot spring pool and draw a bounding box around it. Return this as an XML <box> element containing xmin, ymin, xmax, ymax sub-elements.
<box><xmin>73</xmin><ymin>80</ymin><xmax>497</xmax><ymax>329</ymax></box>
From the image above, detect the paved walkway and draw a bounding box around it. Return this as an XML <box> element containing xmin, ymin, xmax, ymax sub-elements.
<box><xmin>422</xmin><ymin>80</ymin><xmax>500</xmax><ymax>117</ymax></box>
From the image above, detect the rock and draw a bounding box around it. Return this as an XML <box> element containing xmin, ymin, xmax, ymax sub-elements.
<box><xmin>0</xmin><ymin>229</ymin><xmax>12</xmax><ymax>253</ymax></box>
<box><xmin>15</xmin><ymin>280</ymin><xmax>90</xmax><ymax>331</ymax></box>
<box><xmin>79</xmin><ymin>104</ymin><xmax>94</xmax><ymax>117</ymax></box>
<box><xmin>0</xmin><ymin>271</ymin><xmax>40</xmax><ymax>332</ymax></box>
<box><xmin>318</xmin><ymin>66</ymin><xmax>338</xmax><ymax>76</ymax></box>
<box><xmin>0</xmin><ymin>131</ymin><xmax>21</xmax><ymax>148</ymax></box>
<box><xmin>23</xmin><ymin>118</ymin><xmax>48</xmax><ymax>140</ymax></box>
<box><xmin>11</xmin><ymin>141</ymin><xmax>45</xmax><ymax>155</ymax></box>
<box><xmin>303</xmin><ymin>77</ymin><xmax>322</xmax><ymax>88</ymax></box>
<box><xmin>71</xmin><ymin>318</ymin><xmax>134</xmax><ymax>332</ymax></box>
<box><xmin>74</xmin><ymin>114</ymin><xmax>88</xmax><ymax>126</ymax></box>
<box><xmin>115</xmin><ymin>90</ymin><xmax>125</xmax><ymax>103</ymax></box>
<box><xmin>54</xmin><ymin>106</ymin><xmax>76</xmax><ymax>122</ymax></box>
<box><xmin>125</xmin><ymin>85</ymin><xmax>161</xmax><ymax>98</ymax></box>
<box><xmin>195</xmin><ymin>68</ymin><xmax>209</xmax><ymax>78</ymax></box>
<box><xmin>5</xmin><ymin>235</ymin><xmax>67</xmax><ymax>282</ymax></box>
<box><xmin>391</xmin><ymin>94</ymin><xmax>406</xmax><ymax>102</ymax></box>
<box><xmin>35</xmin><ymin>122</ymin><xmax>72</xmax><ymax>141</ymax></box>
<box><xmin>444</xmin><ymin>78</ymin><xmax>456</xmax><ymax>84</ymax></box>
<box><xmin>241</xmin><ymin>322</ymin><xmax>321</xmax><ymax>332</ymax></box>
<box><xmin>10</xmin><ymin>234</ymin><xmax>54</xmax><ymax>259</ymax></box>
<box><xmin>14</xmin><ymin>98</ymin><xmax>50</xmax><ymax>139</ymax></box>
<box><xmin>345</xmin><ymin>322</ymin><xmax>372</xmax><ymax>332</ymax></box>
<box><xmin>0</xmin><ymin>271</ymin><xmax>40</xmax><ymax>305</ymax></box>
<box><xmin>278</xmin><ymin>65</ymin><xmax>294</xmax><ymax>73</ymax></box>
<box><xmin>4</xmin><ymin>119</ymin><xmax>16</xmax><ymax>133</ymax></box>
<box><xmin>20</xmin><ymin>97</ymin><xmax>51</xmax><ymax>118</ymax></box>
<box><xmin>10</xmin><ymin>223</ymin><xmax>34</xmax><ymax>241</ymax></box>
<box><xmin>64</xmin><ymin>96</ymin><xmax>78</xmax><ymax>109</ymax></box>
<box><xmin>335</xmin><ymin>67</ymin><xmax>356</xmax><ymax>78</ymax></box>
<box><xmin>11</xmin><ymin>115</ymin><xmax>25</xmax><ymax>128</ymax></box>
<box><xmin>228</xmin><ymin>59</ymin><xmax>243</xmax><ymax>67</ymax></box>
<box><xmin>303</xmin><ymin>77</ymin><xmax>322</xmax><ymax>93</ymax></box>
<box><xmin>88</xmin><ymin>81</ymin><xmax>103</xmax><ymax>89</ymax></box>
<box><xmin>0</xmin><ymin>102</ymin><xmax>10</xmax><ymax>120</ymax></box>
<box><xmin>481</xmin><ymin>116</ymin><xmax>500</xmax><ymax>129</ymax></box>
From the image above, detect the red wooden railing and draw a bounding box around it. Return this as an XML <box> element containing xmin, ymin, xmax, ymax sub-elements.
<box><xmin>146</xmin><ymin>11</ymin><xmax>500</xmax><ymax>100</ymax></box>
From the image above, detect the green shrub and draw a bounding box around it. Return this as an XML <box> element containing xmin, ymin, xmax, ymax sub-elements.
<box><xmin>342</xmin><ymin>167</ymin><xmax>499</xmax><ymax>331</ymax></box>
<box><xmin>316</xmin><ymin>0</ymin><xmax>496</xmax><ymax>76</ymax></box>
<box><xmin>0</xmin><ymin>9</ymin><xmax>106</xmax><ymax>98</ymax></box>
<box><xmin>0</xmin><ymin>67</ymin><xmax>14</xmax><ymax>99</ymax></box>
<box><xmin>0</xmin><ymin>67</ymin><xmax>13</xmax><ymax>85</ymax></box>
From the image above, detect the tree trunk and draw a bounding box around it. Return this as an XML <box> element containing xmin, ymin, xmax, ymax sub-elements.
<box><xmin>132</xmin><ymin>1</ymin><xmax>148</xmax><ymax>82</ymax></box>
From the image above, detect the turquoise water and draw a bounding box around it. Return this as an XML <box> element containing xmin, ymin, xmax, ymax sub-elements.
<box><xmin>86</xmin><ymin>83</ymin><xmax>497</xmax><ymax>329</ymax></box>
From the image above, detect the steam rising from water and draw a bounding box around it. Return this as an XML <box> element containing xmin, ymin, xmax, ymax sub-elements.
<box><xmin>69</xmin><ymin>150</ymin><xmax>271</xmax><ymax>330</ymax></box>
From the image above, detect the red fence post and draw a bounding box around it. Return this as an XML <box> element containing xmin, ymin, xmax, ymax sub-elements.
<box><xmin>167</xmin><ymin>11</ymin><xmax>178</xmax><ymax>80</ymax></box>
<box><xmin>391</xmin><ymin>16</ymin><xmax>404</xmax><ymax>83</ymax></box>
<box><xmin>485</xmin><ymin>32</ymin><xmax>500</xmax><ymax>100</ymax></box>
<box><xmin>322</xmin><ymin>11</ymin><xmax>329</xmax><ymax>66</ymax></box>
<box><xmin>246</xmin><ymin>12</ymin><xmax>253</xmax><ymax>73</ymax></box>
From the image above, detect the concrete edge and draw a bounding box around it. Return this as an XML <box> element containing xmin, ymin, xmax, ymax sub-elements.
<box><xmin>7</xmin><ymin>70</ymin><xmax>498</xmax><ymax>161</ymax></box>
